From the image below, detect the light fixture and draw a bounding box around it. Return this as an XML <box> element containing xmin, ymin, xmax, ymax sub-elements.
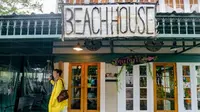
<box><xmin>73</xmin><ymin>42</ymin><xmax>83</xmax><ymax>51</ymax></box>
<box><xmin>170</xmin><ymin>41</ymin><xmax>179</xmax><ymax>52</ymax></box>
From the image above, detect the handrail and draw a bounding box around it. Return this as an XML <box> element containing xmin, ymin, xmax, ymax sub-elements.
<box><xmin>0</xmin><ymin>13</ymin><xmax>200</xmax><ymax>39</ymax></box>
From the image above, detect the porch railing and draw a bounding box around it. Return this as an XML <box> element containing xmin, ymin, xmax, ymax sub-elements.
<box><xmin>0</xmin><ymin>13</ymin><xmax>200</xmax><ymax>39</ymax></box>
<box><xmin>0</xmin><ymin>13</ymin><xmax>62</xmax><ymax>39</ymax></box>
<box><xmin>157</xmin><ymin>13</ymin><xmax>200</xmax><ymax>38</ymax></box>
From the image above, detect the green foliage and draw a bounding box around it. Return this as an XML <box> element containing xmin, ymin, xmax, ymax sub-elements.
<box><xmin>112</xmin><ymin>56</ymin><xmax>157</xmax><ymax>92</ymax></box>
<box><xmin>0</xmin><ymin>0</ymin><xmax>43</xmax><ymax>15</ymax></box>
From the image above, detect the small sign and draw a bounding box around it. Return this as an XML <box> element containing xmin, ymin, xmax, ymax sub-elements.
<box><xmin>64</xmin><ymin>3</ymin><xmax>156</xmax><ymax>38</ymax></box>
<box><xmin>111</xmin><ymin>55</ymin><xmax>156</xmax><ymax>66</ymax></box>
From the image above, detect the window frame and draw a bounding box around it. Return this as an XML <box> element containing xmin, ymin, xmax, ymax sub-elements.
<box><xmin>117</xmin><ymin>63</ymin><xmax>154</xmax><ymax>112</ymax></box>
<box><xmin>177</xmin><ymin>63</ymin><xmax>197</xmax><ymax>112</ymax></box>
<box><xmin>193</xmin><ymin>63</ymin><xmax>200</xmax><ymax>111</ymax></box>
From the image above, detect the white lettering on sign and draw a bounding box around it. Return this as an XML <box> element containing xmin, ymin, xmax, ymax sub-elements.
<box><xmin>64</xmin><ymin>4</ymin><xmax>156</xmax><ymax>38</ymax></box>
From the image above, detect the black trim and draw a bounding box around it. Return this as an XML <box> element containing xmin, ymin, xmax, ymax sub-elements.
<box><xmin>105</xmin><ymin>79</ymin><xmax>117</xmax><ymax>82</ymax></box>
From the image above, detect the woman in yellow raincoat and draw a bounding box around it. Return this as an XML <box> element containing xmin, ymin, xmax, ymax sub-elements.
<box><xmin>48</xmin><ymin>69</ymin><xmax>68</xmax><ymax>112</ymax></box>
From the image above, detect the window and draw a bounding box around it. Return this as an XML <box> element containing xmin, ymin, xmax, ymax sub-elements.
<box><xmin>90</xmin><ymin>0</ymin><xmax>98</xmax><ymax>3</ymax></box>
<box><xmin>125</xmin><ymin>0</ymin><xmax>137</xmax><ymax>3</ymax></box>
<box><xmin>101</xmin><ymin>0</ymin><xmax>108</xmax><ymax>3</ymax></box>
<box><xmin>190</xmin><ymin>0</ymin><xmax>198</xmax><ymax>12</ymax></box>
<box><xmin>126</xmin><ymin>66</ymin><xmax>133</xmax><ymax>110</ymax></box>
<box><xmin>139</xmin><ymin>66</ymin><xmax>147</xmax><ymax>110</ymax></box>
<box><xmin>66</xmin><ymin>0</ymin><xmax>74</xmax><ymax>4</ymax></box>
<box><xmin>176</xmin><ymin>0</ymin><xmax>184</xmax><ymax>9</ymax></box>
<box><xmin>182</xmin><ymin>66</ymin><xmax>192</xmax><ymax>110</ymax></box>
<box><xmin>140</xmin><ymin>0</ymin><xmax>157</xmax><ymax>3</ymax></box>
<box><xmin>190</xmin><ymin>0</ymin><xmax>198</xmax><ymax>7</ymax></box>
<box><xmin>140</xmin><ymin>0</ymin><xmax>149</xmax><ymax>2</ymax></box>
<box><xmin>76</xmin><ymin>0</ymin><xmax>84</xmax><ymax>4</ymax></box>
<box><xmin>124</xmin><ymin>64</ymin><xmax>151</xmax><ymax>111</ymax></box>
<box><xmin>150</xmin><ymin>0</ymin><xmax>158</xmax><ymax>2</ymax></box>
<box><xmin>165</xmin><ymin>0</ymin><xmax>173</xmax><ymax>8</ymax></box>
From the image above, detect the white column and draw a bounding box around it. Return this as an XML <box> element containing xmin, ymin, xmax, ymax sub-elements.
<box><xmin>173</xmin><ymin>0</ymin><xmax>176</xmax><ymax>11</ymax></box>
<box><xmin>184</xmin><ymin>0</ymin><xmax>190</xmax><ymax>13</ymax></box>
<box><xmin>133</xmin><ymin>65</ymin><xmax>140</xmax><ymax>111</ymax></box>
<box><xmin>159</xmin><ymin>0</ymin><xmax>166</xmax><ymax>12</ymax></box>
<box><xmin>84</xmin><ymin>0</ymin><xmax>90</xmax><ymax>4</ymax></box>
<box><xmin>147</xmin><ymin>63</ymin><xmax>154</xmax><ymax>112</ymax></box>
<box><xmin>117</xmin><ymin>66</ymin><xmax>126</xmax><ymax>112</ymax></box>
<box><xmin>63</xmin><ymin>62</ymin><xmax>69</xmax><ymax>112</ymax></box>
<box><xmin>100</xmin><ymin>62</ymin><xmax>106</xmax><ymax>112</ymax></box>
<box><xmin>191</xmin><ymin>64</ymin><xmax>197</xmax><ymax>112</ymax></box>
<box><xmin>193</xmin><ymin>63</ymin><xmax>200</xmax><ymax>111</ymax></box>
<box><xmin>63</xmin><ymin>62</ymin><xmax>69</xmax><ymax>90</ymax></box>
<box><xmin>177</xmin><ymin>63</ymin><xmax>184</xmax><ymax>112</ymax></box>
<box><xmin>109</xmin><ymin>0</ymin><xmax>114</xmax><ymax>3</ymax></box>
<box><xmin>198</xmin><ymin>0</ymin><xmax>200</xmax><ymax>12</ymax></box>
<box><xmin>177</xmin><ymin>63</ymin><xmax>195</xmax><ymax>112</ymax></box>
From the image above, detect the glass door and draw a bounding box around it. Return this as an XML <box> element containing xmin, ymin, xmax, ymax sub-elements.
<box><xmin>154</xmin><ymin>63</ymin><xmax>178</xmax><ymax>112</ymax></box>
<box><xmin>68</xmin><ymin>63</ymin><xmax>100</xmax><ymax>112</ymax></box>
<box><xmin>68</xmin><ymin>63</ymin><xmax>84</xmax><ymax>112</ymax></box>
<box><xmin>84</xmin><ymin>63</ymin><xmax>100</xmax><ymax>112</ymax></box>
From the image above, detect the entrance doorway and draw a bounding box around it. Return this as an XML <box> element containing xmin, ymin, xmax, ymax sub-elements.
<box><xmin>68</xmin><ymin>63</ymin><xmax>100</xmax><ymax>112</ymax></box>
<box><xmin>153</xmin><ymin>63</ymin><xmax>178</xmax><ymax>112</ymax></box>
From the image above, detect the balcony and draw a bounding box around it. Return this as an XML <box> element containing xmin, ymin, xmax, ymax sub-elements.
<box><xmin>157</xmin><ymin>12</ymin><xmax>200</xmax><ymax>39</ymax></box>
<box><xmin>0</xmin><ymin>12</ymin><xmax>200</xmax><ymax>39</ymax></box>
<box><xmin>0</xmin><ymin>13</ymin><xmax>62</xmax><ymax>39</ymax></box>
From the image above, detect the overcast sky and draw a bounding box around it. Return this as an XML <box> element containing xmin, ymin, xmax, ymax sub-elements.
<box><xmin>41</xmin><ymin>0</ymin><xmax>57</xmax><ymax>14</ymax></box>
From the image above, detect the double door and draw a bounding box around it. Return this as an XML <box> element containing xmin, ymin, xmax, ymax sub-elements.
<box><xmin>68</xmin><ymin>63</ymin><xmax>100</xmax><ymax>112</ymax></box>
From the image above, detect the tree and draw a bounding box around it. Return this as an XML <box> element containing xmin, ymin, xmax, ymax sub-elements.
<box><xmin>0</xmin><ymin>0</ymin><xmax>44</xmax><ymax>15</ymax></box>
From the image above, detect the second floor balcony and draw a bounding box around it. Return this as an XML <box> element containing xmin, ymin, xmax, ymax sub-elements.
<box><xmin>0</xmin><ymin>11</ymin><xmax>200</xmax><ymax>39</ymax></box>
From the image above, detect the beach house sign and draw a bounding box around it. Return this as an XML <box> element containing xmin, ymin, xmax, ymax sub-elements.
<box><xmin>64</xmin><ymin>3</ymin><xmax>156</xmax><ymax>38</ymax></box>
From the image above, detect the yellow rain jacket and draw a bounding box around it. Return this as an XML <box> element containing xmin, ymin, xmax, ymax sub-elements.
<box><xmin>48</xmin><ymin>78</ymin><xmax>68</xmax><ymax>112</ymax></box>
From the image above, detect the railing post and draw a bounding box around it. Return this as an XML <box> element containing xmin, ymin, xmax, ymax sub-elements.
<box><xmin>170</xmin><ymin>18</ymin><xmax>173</xmax><ymax>34</ymax></box>
<box><xmin>162</xmin><ymin>18</ymin><xmax>165</xmax><ymax>34</ymax></box>
<box><xmin>48</xmin><ymin>20</ymin><xmax>51</xmax><ymax>35</ymax></box>
<box><xmin>192</xmin><ymin>19</ymin><xmax>196</xmax><ymax>34</ymax></box>
<box><xmin>185</xmin><ymin>19</ymin><xmax>188</xmax><ymax>34</ymax></box>
<box><xmin>20</xmin><ymin>20</ymin><xmax>23</xmax><ymax>35</ymax></box>
<box><xmin>13</xmin><ymin>20</ymin><xmax>16</xmax><ymax>35</ymax></box>
<box><xmin>27</xmin><ymin>20</ymin><xmax>30</xmax><ymax>35</ymax></box>
<box><xmin>6</xmin><ymin>21</ymin><xmax>10</xmax><ymax>35</ymax></box>
<box><xmin>178</xmin><ymin>19</ymin><xmax>180</xmax><ymax>34</ymax></box>
<box><xmin>0</xmin><ymin>21</ymin><xmax>2</xmax><ymax>36</ymax></box>
<box><xmin>56</xmin><ymin>19</ymin><xmax>59</xmax><ymax>35</ymax></box>
<box><xmin>34</xmin><ymin>20</ymin><xmax>37</xmax><ymax>35</ymax></box>
<box><xmin>41</xmin><ymin>20</ymin><xmax>44</xmax><ymax>35</ymax></box>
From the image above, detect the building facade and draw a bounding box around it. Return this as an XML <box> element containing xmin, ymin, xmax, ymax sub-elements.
<box><xmin>1</xmin><ymin>0</ymin><xmax>200</xmax><ymax>112</ymax></box>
